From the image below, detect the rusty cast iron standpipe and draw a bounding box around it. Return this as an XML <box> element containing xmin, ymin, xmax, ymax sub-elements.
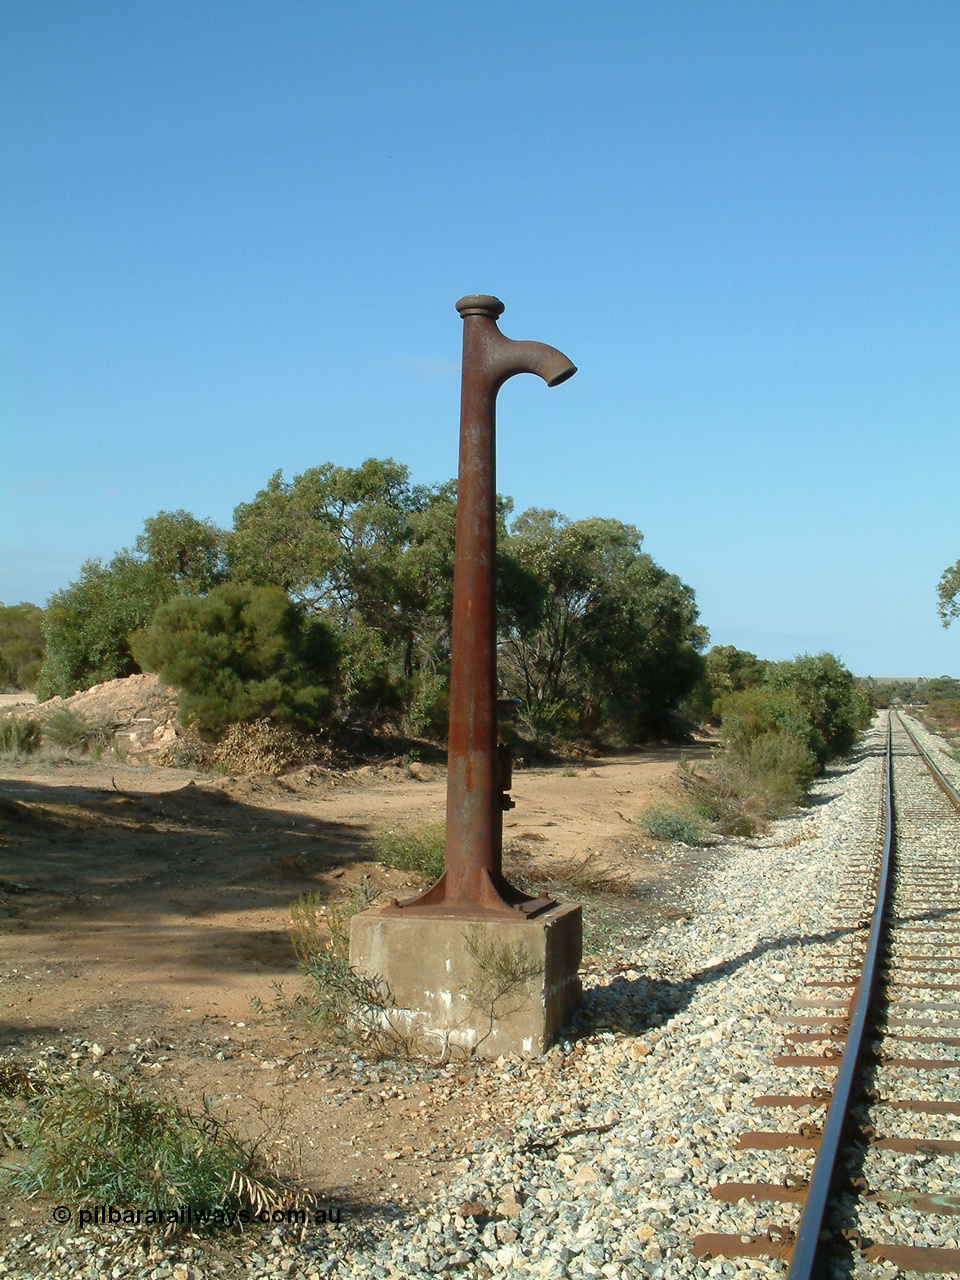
<box><xmin>395</xmin><ymin>295</ymin><xmax>576</xmax><ymax>918</ymax></box>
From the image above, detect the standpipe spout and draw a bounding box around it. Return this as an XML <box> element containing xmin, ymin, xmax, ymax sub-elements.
<box><xmin>454</xmin><ymin>294</ymin><xmax>577</xmax><ymax>390</ymax></box>
<box><xmin>394</xmin><ymin>295</ymin><xmax>576</xmax><ymax>918</ymax></box>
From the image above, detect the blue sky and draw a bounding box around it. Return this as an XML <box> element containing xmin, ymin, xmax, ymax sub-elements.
<box><xmin>2</xmin><ymin>2</ymin><xmax>958</xmax><ymax>676</ymax></box>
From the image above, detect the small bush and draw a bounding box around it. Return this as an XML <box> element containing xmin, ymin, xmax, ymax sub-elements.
<box><xmin>0</xmin><ymin>715</ymin><xmax>42</xmax><ymax>756</ymax></box>
<box><xmin>637</xmin><ymin>801</ymin><xmax>710</xmax><ymax>846</ymax></box>
<box><xmin>41</xmin><ymin>707</ymin><xmax>113</xmax><ymax>753</ymax></box>
<box><xmin>0</xmin><ymin>1074</ymin><xmax>291</xmax><ymax>1219</ymax></box>
<box><xmin>289</xmin><ymin>882</ymin><xmax>395</xmax><ymax>1050</ymax></box>
<box><xmin>157</xmin><ymin>738</ymin><xmax>207</xmax><ymax>769</ymax></box>
<box><xmin>675</xmin><ymin>729</ymin><xmax>817</xmax><ymax>834</ymax></box>
<box><xmin>732</xmin><ymin>729</ymin><xmax>818</xmax><ymax>807</ymax></box>
<box><xmin>674</xmin><ymin>763</ymin><xmax>755</xmax><ymax>837</ymax></box>
<box><xmin>371</xmin><ymin>823</ymin><xmax>445</xmax><ymax>879</ymax></box>
<box><xmin>717</xmin><ymin>686</ymin><xmax>816</xmax><ymax>759</ymax></box>
<box><xmin>463</xmin><ymin>925</ymin><xmax>543</xmax><ymax>1049</ymax></box>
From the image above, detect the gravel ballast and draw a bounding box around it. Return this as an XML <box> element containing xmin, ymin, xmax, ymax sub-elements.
<box><xmin>2</xmin><ymin>717</ymin><xmax>938</xmax><ymax>1280</ymax></box>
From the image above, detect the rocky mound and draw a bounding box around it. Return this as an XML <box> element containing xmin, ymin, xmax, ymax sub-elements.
<box><xmin>35</xmin><ymin>673</ymin><xmax>184</xmax><ymax>763</ymax></box>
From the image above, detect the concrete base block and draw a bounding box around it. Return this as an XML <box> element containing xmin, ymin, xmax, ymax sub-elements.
<box><xmin>349</xmin><ymin>903</ymin><xmax>581</xmax><ymax>1059</ymax></box>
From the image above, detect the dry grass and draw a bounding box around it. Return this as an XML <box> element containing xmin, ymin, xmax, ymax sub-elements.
<box><xmin>371</xmin><ymin>823</ymin><xmax>445</xmax><ymax>880</ymax></box>
<box><xmin>516</xmin><ymin>849</ymin><xmax>632</xmax><ymax>896</ymax></box>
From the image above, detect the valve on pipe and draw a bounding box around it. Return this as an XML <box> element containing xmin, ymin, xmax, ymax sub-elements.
<box><xmin>391</xmin><ymin>295</ymin><xmax>576</xmax><ymax>918</ymax></box>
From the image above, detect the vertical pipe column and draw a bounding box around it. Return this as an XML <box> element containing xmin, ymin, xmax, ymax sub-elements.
<box><xmin>444</xmin><ymin>296</ymin><xmax>505</xmax><ymax>903</ymax></box>
<box><xmin>391</xmin><ymin>294</ymin><xmax>574</xmax><ymax>916</ymax></box>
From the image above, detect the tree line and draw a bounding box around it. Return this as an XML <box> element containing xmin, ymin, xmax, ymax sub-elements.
<box><xmin>2</xmin><ymin>458</ymin><xmax>881</xmax><ymax>775</ymax></box>
<box><xmin>28</xmin><ymin>458</ymin><xmax>709</xmax><ymax>746</ymax></box>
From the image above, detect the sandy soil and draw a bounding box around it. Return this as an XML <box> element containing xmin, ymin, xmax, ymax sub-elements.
<box><xmin>0</xmin><ymin>741</ymin><xmax>712</xmax><ymax>1248</ymax></box>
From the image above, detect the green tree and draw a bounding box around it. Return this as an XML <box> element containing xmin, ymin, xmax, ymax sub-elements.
<box><xmin>227</xmin><ymin>459</ymin><xmax>412</xmax><ymax>611</ymax></box>
<box><xmin>705</xmin><ymin>645</ymin><xmax>767</xmax><ymax>698</ymax></box>
<box><xmin>228</xmin><ymin>459</ymin><xmax>425</xmax><ymax>717</ymax></box>
<box><xmin>500</xmin><ymin>510</ymin><xmax>706</xmax><ymax>738</ymax></box>
<box><xmin>36</xmin><ymin>556</ymin><xmax>174</xmax><ymax>700</ymax></box>
<box><xmin>938</xmin><ymin>559</ymin><xmax>960</xmax><ymax>627</ymax></box>
<box><xmin>767</xmin><ymin>652</ymin><xmax>871</xmax><ymax>763</ymax></box>
<box><xmin>0</xmin><ymin>603</ymin><xmax>45</xmax><ymax>690</ymax></box>
<box><xmin>131</xmin><ymin>583</ymin><xmax>339</xmax><ymax>739</ymax></box>
<box><xmin>36</xmin><ymin>509</ymin><xmax>227</xmax><ymax>700</ymax></box>
<box><xmin>135</xmin><ymin>509</ymin><xmax>226</xmax><ymax>593</ymax></box>
<box><xmin>682</xmin><ymin>644</ymin><xmax>768</xmax><ymax>725</ymax></box>
<box><xmin>226</xmin><ymin>460</ymin><xmax>540</xmax><ymax>729</ymax></box>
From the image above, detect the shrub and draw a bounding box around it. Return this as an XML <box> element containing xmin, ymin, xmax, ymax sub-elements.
<box><xmin>0</xmin><ymin>715</ymin><xmax>42</xmax><ymax>756</ymax></box>
<box><xmin>924</xmin><ymin>676</ymin><xmax>960</xmax><ymax>702</ymax></box>
<box><xmin>371</xmin><ymin>823</ymin><xmax>445</xmax><ymax>879</ymax></box>
<box><xmin>210</xmin><ymin>719</ymin><xmax>320</xmax><ymax>775</ymax></box>
<box><xmin>717</xmin><ymin>685</ymin><xmax>816</xmax><ymax>757</ymax></box>
<box><xmin>673</xmin><ymin>761</ymin><xmax>756</xmax><ymax>836</ymax></box>
<box><xmin>288</xmin><ymin>882</ymin><xmax>394</xmax><ymax>1049</ymax></box>
<box><xmin>766</xmin><ymin>652</ymin><xmax>871</xmax><ymax>763</ymax></box>
<box><xmin>671</xmin><ymin>726</ymin><xmax>818</xmax><ymax>837</ymax></box>
<box><xmin>463</xmin><ymin>925</ymin><xmax>543</xmax><ymax>1049</ymax></box>
<box><xmin>718</xmin><ymin>729</ymin><xmax>818</xmax><ymax>815</ymax></box>
<box><xmin>925</xmin><ymin>697</ymin><xmax>960</xmax><ymax>731</ymax></box>
<box><xmin>636</xmin><ymin>801</ymin><xmax>711</xmax><ymax>846</ymax></box>
<box><xmin>41</xmin><ymin>707</ymin><xmax>113</xmax><ymax>754</ymax></box>
<box><xmin>1</xmin><ymin>1075</ymin><xmax>289</xmax><ymax>1218</ymax></box>
<box><xmin>132</xmin><ymin>583</ymin><xmax>339</xmax><ymax>740</ymax></box>
<box><xmin>689</xmin><ymin>644</ymin><xmax>770</xmax><ymax>722</ymax></box>
<box><xmin>157</xmin><ymin>738</ymin><xmax>208</xmax><ymax>769</ymax></box>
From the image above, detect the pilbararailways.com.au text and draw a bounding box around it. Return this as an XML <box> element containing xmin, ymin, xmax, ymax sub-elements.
<box><xmin>53</xmin><ymin>1205</ymin><xmax>342</xmax><ymax>1229</ymax></box>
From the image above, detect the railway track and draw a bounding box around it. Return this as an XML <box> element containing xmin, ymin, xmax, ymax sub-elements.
<box><xmin>693</xmin><ymin>711</ymin><xmax>960</xmax><ymax>1277</ymax></box>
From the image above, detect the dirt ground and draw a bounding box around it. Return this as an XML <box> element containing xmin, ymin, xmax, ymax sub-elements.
<box><xmin>0</xmin><ymin>735</ymin><xmax>712</xmax><ymax>1251</ymax></box>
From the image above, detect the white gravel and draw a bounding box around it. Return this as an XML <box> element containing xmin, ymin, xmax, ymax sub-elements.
<box><xmin>6</xmin><ymin>714</ymin><xmax>957</xmax><ymax>1280</ymax></box>
<box><xmin>310</xmin><ymin>720</ymin><xmax>885</xmax><ymax>1280</ymax></box>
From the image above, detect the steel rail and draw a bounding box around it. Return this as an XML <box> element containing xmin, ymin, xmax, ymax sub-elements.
<box><xmin>895</xmin><ymin>711</ymin><xmax>960</xmax><ymax>814</ymax></box>
<box><xmin>785</xmin><ymin>714</ymin><xmax>895</xmax><ymax>1280</ymax></box>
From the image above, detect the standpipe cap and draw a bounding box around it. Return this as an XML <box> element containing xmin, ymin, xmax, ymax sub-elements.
<box><xmin>456</xmin><ymin>295</ymin><xmax>505</xmax><ymax>319</ymax></box>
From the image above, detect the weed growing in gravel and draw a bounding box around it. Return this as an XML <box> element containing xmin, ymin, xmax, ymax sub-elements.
<box><xmin>0</xmin><ymin>715</ymin><xmax>41</xmax><ymax>756</ymax></box>
<box><xmin>41</xmin><ymin>707</ymin><xmax>113</xmax><ymax>754</ymax></box>
<box><xmin>371</xmin><ymin>823</ymin><xmax>445</xmax><ymax>879</ymax></box>
<box><xmin>0</xmin><ymin>1074</ymin><xmax>298</xmax><ymax>1222</ymax></box>
<box><xmin>581</xmin><ymin>904</ymin><xmax>624</xmax><ymax>958</ymax></box>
